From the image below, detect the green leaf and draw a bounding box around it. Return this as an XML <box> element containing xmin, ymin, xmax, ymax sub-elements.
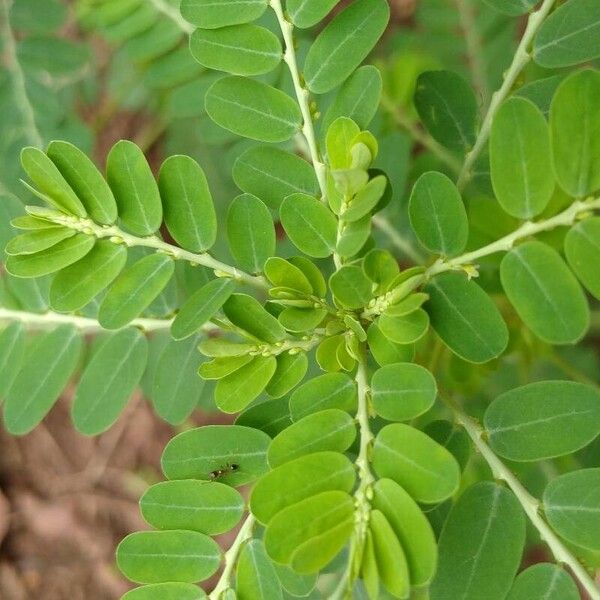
<box><xmin>140</xmin><ymin>480</ymin><xmax>244</xmax><ymax>535</ymax></box>
<box><xmin>106</xmin><ymin>140</ymin><xmax>162</xmax><ymax>236</ymax></box>
<box><xmin>20</xmin><ymin>147</ymin><xmax>86</xmax><ymax>217</ymax></box>
<box><xmin>280</xmin><ymin>194</ymin><xmax>337</xmax><ymax>258</ymax></box>
<box><xmin>565</xmin><ymin>217</ymin><xmax>600</xmax><ymax>300</ymax></box>
<box><xmin>161</xmin><ymin>425</ymin><xmax>271</xmax><ymax>486</ymax></box>
<box><xmin>289</xmin><ymin>372</ymin><xmax>357</xmax><ymax>421</ymax></box>
<box><xmin>5</xmin><ymin>233</ymin><xmax>95</xmax><ymax>278</ymax></box>
<box><xmin>171</xmin><ymin>279</ymin><xmax>236</xmax><ymax>341</ymax></box>
<box><xmin>500</xmin><ymin>241</ymin><xmax>589</xmax><ymax>344</ymax></box>
<box><xmin>507</xmin><ymin>564</ymin><xmax>579</xmax><ymax>600</ymax></box>
<box><xmin>329</xmin><ymin>265</ymin><xmax>372</xmax><ymax>309</ymax></box>
<box><xmin>268</xmin><ymin>409</ymin><xmax>356</xmax><ymax>468</ymax></box>
<box><xmin>250</xmin><ymin>451</ymin><xmax>356</xmax><ymax>524</ymax></box>
<box><xmin>543</xmin><ymin>468</ymin><xmax>600</xmax><ymax>552</ymax></box>
<box><xmin>180</xmin><ymin>0</ymin><xmax>267</xmax><ymax>28</ymax></box>
<box><xmin>367</xmin><ymin>323</ymin><xmax>414</xmax><ymax>366</ymax></box>
<box><xmin>117</xmin><ymin>531</ymin><xmax>221</xmax><ymax>584</ymax></box>
<box><xmin>216</xmin><ymin>355</ymin><xmax>277</xmax><ymax>413</ymax></box>
<box><xmin>360</xmin><ymin>531</ymin><xmax>379</xmax><ymax>600</ymax></box>
<box><xmin>430</xmin><ymin>482</ymin><xmax>526</xmax><ymax>600</ymax></box>
<box><xmin>199</xmin><ymin>355</ymin><xmax>252</xmax><ymax>380</ymax></box>
<box><xmin>98</xmin><ymin>254</ymin><xmax>175</xmax><ymax>330</ymax></box>
<box><xmin>5</xmin><ymin>227</ymin><xmax>75</xmax><ymax>255</ymax></box>
<box><xmin>4</xmin><ymin>325</ymin><xmax>82</xmax><ymax>435</ymax></box>
<box><xmin>287</xmin><ymin>0</ymin><xmax>339</xmax><ymax>28</ymax></box>
<box><xmin>289</xmin><ymin>256</ymin><xmax>327</xmax><ymax>297</ymax></box>
<box><xmin>369</xmin><ymin>509</ymin><xmax>409</xmax><ymax>599</ymax></box>
<box><xmin>206</xmin><ymin>77</ymin><xmax>301</xmax><ymax>142</ymax></box>
<box><xmin>424</xmin><ymin>420</ymin><xmax>471</xmax><ymax>472</ymax></box>
<box><xmin>273</xmin><ymin>564</ymin><xmax>317</xmax><ymax>597</ymax></box>
<box><xmin>73</xmin><ymin>328</ymin><xmax>147</xmax><ymax>435</ymax></box>
<box><xmin>122</xmin><ymin>583</ymin><xmax>206</xmax><ymax>600</ymax></box>
<box><xmin>371</xmin><ymin>362</ymin><xmax>437</xmax><ymax>422</ymax></box>
<box><xmin>372</xmin><ymin>423</ymin><xmax>460</xmax><ymax>504</ymax></box>
<box><xmin>265</xmin><ymin>257</ymin><xmax>312</xmax><ymax>295</ymax></box>
<box><xmin>482</xmin><ymin>0</ymin><xmax>537</xmax><ymax>16</ymax></box>
<box><xmin>152</xmin><ymin>336</ymin><xmax>206</xmax><ymax>425</ymax></box>
<box><xmin>484</xmin><ymin>380</ymin><xmax>600</xmax><ymax>461</ymax></box>
<box><xmin>425</xmin><ymin>272</ymin><xmax>509</xmax><ymax>363</ymax></box>
<box><xmin>534</xmin><ymin>0</ymin><xmax>600</xmax><ymax>68</ymax></box>
<box><xmin>378</xmin><ymin>309</ymin><xmax>430</xmax><ymax>345</ymax></box>
<box><xmin>373</xmin><ymin>478</ymin><xmax>437</xmax><ymax>587</ymax></box>
<box><xmin>236</xmin><ymin>398</ymin><xmax>292</xmax><ymax>439</ymax></box>
<box><xmin>227</xmin><ymin>194</ymin><xmax>275</xmax><ymax>273</ymax></box>
<box><xmin>0</xmin><ymin>322</ymin><xmax>26</xmax><ymax>399</ymax></box>
<box><xmin>549</xmin><ymin>69</ymin><xmax>600</xmax><ymax>197</ymax></box>
<box><xmin>326</xmin><ymin>117</ymin><xmax>361</xmax><ymax>170</ymax></box>
<box><xmin>264</xmin><ymin>490</ymin><xmax>354</xmax><ymax>567</ymax></box>
<box><xmin>233</xmin><ymin>147</ymin><xmax>319</xmax><ymax>210</ymax></box>
<box><xmin>343</xmin><ymin>175</ymin><xmax>387</xmax><ymax>222</ymax></box>
<box><xmin>190</xmin><ymin>25</ymin><xmax>281</xmax><ymax>76</ymax></box>
<box><xmin>266</xmin><ymin>352</ymin><xmax>308</xmax><ymax>399</ymax></box>
<box><xmin>223</xmin><ymin>293</ymin><xmax>286</xmax><ymax>343</ymax></box>
<box><xmin>414</xmin><ymin>70</ymin><xmax>478</xmax><ymax>153</ymax></box>
<box><xmin>158</xmin><ymin>155</ymin><xmax>217</xmax><ymax>253</ymax></box>
<box><xmin>490</xmin><ymin>98</ymin><xmax>554</xmax><ymax>219</ymax></box>
<box><xmin>47</xmin><ymin>140</ymin><xmax>117</xmax><ymax>224</ymax></box>
<box><xmin>237</xmin><ymin>540</ymin><xmax>283</xmax><ymax>600</ymax></box>
<box><xmin>409</xmin><ymin>171</ymin><xmax>468</xmax><ymax>256</ymax></box>
<box><xmin>337</xmin><ymin>217</ymin><xmax>371</xmax><ymax>259</ymax></box>
<box><xmin>303</xmin><ymin>0</ymin><xmax>389</xmax><ymax>94</ymax></box>
<box><xmin>49</xmin><ymin>240</ymin><xmax>127</xmax><ymax>312</ymax></box>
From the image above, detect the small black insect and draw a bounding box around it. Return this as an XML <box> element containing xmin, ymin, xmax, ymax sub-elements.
<box><xmin>209</xmin><ymin>462</ymin><xmax>240</xmax><ymax>480</ymax></box>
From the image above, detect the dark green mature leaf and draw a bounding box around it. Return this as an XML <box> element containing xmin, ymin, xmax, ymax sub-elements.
<box><xmin>233</xmin><ymin>147</ymin><xmax>318</xmax><ymax>210</ymax></box>
<box><xmin>140</xmin><ymin>480</ymin><xmax>244</xmax><ymax>535</ymax></box>
<box><xmin>329</xmin><ymin>265</ymin><xmax>372</xmax><ymax>309</ymax></box>
<box><xmin>117</xmin><ymin>531</ymin><xmax>221</xmax><ymax>584</ymax></box>
<box><xmin>0</xmin><ymin>322</ymin><xmax>26</xmax><ymax>399</ymax></box>
<box><xmin>122</xmin><ymin>583</ymin><xmax>206</xmax><ymax>600</ymax></box>
<box><xmin>158</xmin><ymin>155</ymin><xmax>216</xmax><ymax>253</ymax></box>
<box><xmin>4</xmin><ymin>325</ymin><xmax>82</xmax><ymax>435</ymax></box>
<box><xmin>371</xmin><ymin>362</ymin><xmax>437</xmax><ymax>421</ymax></box>
<box><xmin>206</xmin><ymin>77</ymin><xmax>301</xmax><ymax>142</ymax></box>
<box><xmin>490</xmin><ymin>98</ymin><xmax>554</xmax><ymax>219</ymax></box>
<box><xmin>430</xmin><ymin>483</ymin><xmax>526</xmax><ymax>600</ymax></box>
<box><xmin>161</xmin><ymin>425</ymin><xmax>271</xmax><ymax>486</ymax></box>
<box><xmin>425</xmin><ymin>272</ymin><xmax>509</xmax><ymax>363</ymax></box>
<box><xmin>73</xmin><ymin>328</ymin><xmax>147</xmax><ymax>435</ymax></box>
<box><xmin>289</xmin><ymin>372</ymin><xmax>357</xmax><ymax>421</ymax></box>
<box><xmin>565</xmin><ymin>217</ymin><xmax>600</xmax><ymax>299</ymax></box>
<box><xmin>50</xmin><ymin>240</ymin><xmax>127</xmax><ymax>312</ymax></box>
<box><xmin>250</xmin><ymin>451</ymin><xmax>356</xmax><ymax>524</ymax></box>
<box><xmin>98</xmin><ymin>254</ymin><xmax>175</xmax><ymax>330</ymax></box>
<box><xmin>534</xmin><ymin>0</ymin><xmax>600</xmax><ymax>68</ymax></box>
<box><xmin>280</xmin><ymin>194</ymin><xmax>337</xmax><ymax>258</ymax></box>
<box><xmin>415</xmin><ymin>70</ymin><xmax>478</xmax><ymax>153</ymax></box>
<box><xmin>485</xmin><ymin>381</ymin><xmax>600</xmax><ymax>461</ymax></box>
<box><xmin>152</xmin><ymin>336</ymin><xmax>205</xmax><ymax>425</ymax></box>
<box><xmin>237</xmin><ymin>540</ymin><xmax>283</xmax><ymax>600</ymax></box>
<box><xmin>424</xmin><ymin>421</ymin><xmax>471</xmax><ymax>471</ymax></box>
<box><xmin>482</xmin><ymin>0</ymin><xmax>537</xmax><ymax>16</ymax></box>
<box><xmin>287</xmin><ymin>0</ymin><xmax>339</xmax><ymax>28</ymax></box>
<box><xmin>180</xmin><ymin>0</ymin><xmax>267</xmax><ymax>29</ymax></box>
<box><xmin>227</xmin><ymin>194</ymin><xmax>275</xmax><ymax>273</ymax></box>
<box><xmin>190</xmin><ymin>25</ymin><xmax>281</xmax><ymax>76</ymax></box>
<box><xmin>550</xmin><ymin>69</ymin><xmax>600</xmax><ymax>197</ymax></box>
<box><xmin>171</xmin><ymin>279</ymin><xmax>236</xmax><ymax>340</ymax></box>
<box><xmin>373</xmin><ymin>424</ymin><xmax>460</xmax><ymax>504</ymax></box>
<box><xmin>544</xmin><ymin>468</ymin><xmax>600</xmax><ymax>551</ymax></box>
<box><xmin>223</xmin><ymin>293</ymin><xmax>286</xmax><ymax>343</ymax></box>
<box><xmin>409</xmin><ymin>171</ymin><xmax>468</xmax><ymax>256</ymax></box>
<box><xmin>5</xmin><ymin>227</ymin><xmax>75</xmax><ymax>255</ymax></box>
<box><xmin>106</xmin><ymin>140</ymin><xmax>162</xmax><ymax>236</ymax></box>
<box><xmin>507</xmin><ymin>564</ymin><xmax>579</xmax><ymax>600</ymax></box>
<box><xmin>500</xmin><ymin>241</ymin><xmax>589</xmax><ymax>344</ymax></box>
<box><xmin>304</xmin><ymin>0</ymin><xmax>389</xmax><ymax>94</ymax></box>
<box><xmin>20</xmin><ymin>147</ymin><xmax>86</xmax><ymax>217</ymax></box>
<box><xmin>47</xmin><ymin>141</ymin><xmax>117</xmax><ymax>224</ymax></box>
<box><xmin>5</xmin><ymin>234</ymin><xmax>95</xmax><ymax>278</ymax></box>
<box><xmin>236</xmin><ymin>398</ymin><xmax>292</xmax><ymax>438</ymax></box>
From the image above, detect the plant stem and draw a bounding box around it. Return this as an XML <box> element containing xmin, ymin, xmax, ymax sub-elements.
<box><xmin>457</xmin><ymin>0</ymin><xmax>557</xmax><ymax>190</ymax></box>
<box><xmin>270</xmin><ymin>0</ymin><xmax>328</xmax><ymax>202</ymax></box>
<box><xmin>148</xmin><ymin>0</ymin><xmax>194</xmax><ymax>34</ymax></box>
<box><xmin>41</xmin><ymin>212</ymin><xmax>269</xmax><ymax>291</ymax></box>
<box><xmin>0</xmin><ymin>307</ymin><xmax>182</xmax><ymax>333</ymax></box>
<box><xmin>371</xmin><ymin>214</ymin><xmax>424</xmax><ymax>263</ymax></box>
<box><xmin>445</xmin><ymin>397</ymin><xmax>600</xmax><ymax>600</ymax></box>
<box><xmin>0</xmin><ymin>0</ymin><xmax>43</xmax><ymax>148</ymax></box>
<box><xmin>209</xmin><ymin>514</ymin><xmax>255</xmax><ymax>599</ymax></box>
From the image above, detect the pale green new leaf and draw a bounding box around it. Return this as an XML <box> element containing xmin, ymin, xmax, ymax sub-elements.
<box><xmin>264</xmin><ymin>257</ymin><xmax>312</xmax><ymax>295</ymax></box>
<box><xmin>329</xmin><ymin>265</ymin><xmax>372</xmax><ymax>309</ymax></box>
<box><xmin>5</xmin><ymin>227</ymin><xmax>75</xmax><ymax>255</ymax></box>
<box><xmin>180</xmin><ymin>0</ymin><xmax>267</xmax><ymax>29</ymax></box>
<box><xmin>367</xmin><ymin>323</ymin><xmax>414</xmax><ymax>366</ymax></box>
<box><xmin>507</xmin><ymin>564</ymin><xmax>579</xmax><ymax>600</ymax></box>
<box><xmin>378</xmin><ymin>309</ymin><xmax>429</xmax><ymax>345</ymax></box>
<box><xmin>265</xmin><ymin>352</ymin><xmax>308</xmax><ymax>398</ymax></box>
<box><xmin>223</xmin><ymin>293</ymin><xmax>286</xmax><ymax>343</ymax></box>
<box><xmin>237</xmin><ymin>540</ymin><xmax>283</xmax><ymax>600</ymax></box>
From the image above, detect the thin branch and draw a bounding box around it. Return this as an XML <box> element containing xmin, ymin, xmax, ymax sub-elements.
<box><xmin>457</xmin><ymin>0</ymin><xmax>557</xmax><ymax>190</ymax></box>
<box><xmin>371</xmin><ymin>214</ymin><xmax>424</xmax><ymax>263</ymax></box>
<box><xmin>147</xmin><ymin>0</ymin><xmax>194</xmax><ymax>34</ymax></box>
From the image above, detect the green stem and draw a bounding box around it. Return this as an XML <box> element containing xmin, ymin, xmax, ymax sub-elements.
<box><xmin>457</xmin><ymin>0</ymin><xmax>557</xmax><ymax>190</ymax></box>
<box><xmin>40</xmin><ymin>212</ymin><xmax>269</xmax><ymax>291</ymax></box>
<box><xmin>148</xmin><ymin>0</ymin><xmax>194</xmax><ymax>34</ymax></box>
<box><xmin>371</xmin><ymin>214</ymin><xmax>424</xmax><ymax>263</ymax></box>
<box><xmin>209</xmin><ymin>514</ymin><xmax>255</xmax><ymax>599</ymax></box>
<box><xmin>446</xmin><ymin>397</ymin><xmax>600</xmax><ymax>600</ymax></box>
